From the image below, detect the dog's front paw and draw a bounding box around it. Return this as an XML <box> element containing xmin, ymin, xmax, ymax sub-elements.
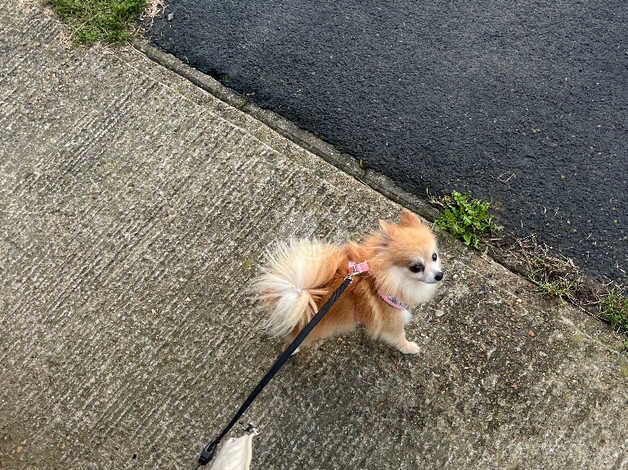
<box><xmin>399</xmin><ymin>340</ymin><xmax>420</xmax><ymax>355</ymax></box>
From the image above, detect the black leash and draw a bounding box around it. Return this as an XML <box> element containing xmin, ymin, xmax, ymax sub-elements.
<box><xmin>195</xmin><ymin>270</ymin><xmax>361</xmax><ymax>468</ymax></box>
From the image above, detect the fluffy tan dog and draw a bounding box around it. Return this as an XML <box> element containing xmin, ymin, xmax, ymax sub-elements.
<box><xmin>255</xmin><ymin>209</ymin><xmax>443</xmax><ymax>354</ymax></box>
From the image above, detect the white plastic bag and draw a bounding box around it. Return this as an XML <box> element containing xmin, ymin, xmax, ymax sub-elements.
<box><xmin>209</xmin><ymin>431</ymin><xmax>256</xmax><ymax>470</ymax></box>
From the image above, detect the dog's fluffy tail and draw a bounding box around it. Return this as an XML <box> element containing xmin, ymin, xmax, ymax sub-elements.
<box><xmin>255</xmin><ymin>240</ymin><xmax>343</xmax><ymax>337</ymax></box>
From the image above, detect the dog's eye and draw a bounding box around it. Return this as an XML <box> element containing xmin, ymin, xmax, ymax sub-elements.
<box><xmin>409</xmin><ymin>263</ymin><xmax>424</xmax><ymax>273</ymax></box>
<box><xmin>432</xmin><ymin>253</ymin><xmax>438</xmax><ymax>262</ymax></box>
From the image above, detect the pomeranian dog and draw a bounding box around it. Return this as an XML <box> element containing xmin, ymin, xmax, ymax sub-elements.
<box><xmin>255</xmin><ymin>209</ymin><xmax>443</xmax><ymax>354</ymax></box>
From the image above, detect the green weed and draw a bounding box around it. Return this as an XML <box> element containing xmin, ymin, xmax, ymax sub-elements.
<box><xmin>48</xmin><ymin>0</ymin><xmax>146</xmax><ymax>45</ymax></box>
<box><xmin>535</xmin><ymin>279</ymin><xmax>577</xmax><ymax>300</ymax></box>
<box><xmin>602</xmin><ymin>288</ymin><xmax>627</xmax><ymax>335</ymax></box>
<box><xmin>434</xmin><ymin>191</ymin><xmax>500</xmax><ymax>249</ymax></box>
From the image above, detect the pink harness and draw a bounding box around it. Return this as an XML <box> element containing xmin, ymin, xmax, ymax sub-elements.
<box><xmin>377</xmin><ymin>294</ymin><xmax>409</xmax><ymax>311</ymax></box>
<box><xmin>346</xmin><ymin>261</ymin><xmax>409</xmax><ymax>314</ymax></box>
<box><xmin>347</xmin><ymin>260</ymin><xmax>369</xmax><ymax>275</ymax></box>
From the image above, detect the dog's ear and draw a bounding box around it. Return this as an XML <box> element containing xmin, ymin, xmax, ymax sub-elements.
<box><xmin>379</xmin><ymin>219</ymin><xmax>393</xmax><ymax>234</ymax></box>
<box><xmin>399</xmin><ymin>208</ymin><xmax>422</xmax><ymax>227</ymax></box>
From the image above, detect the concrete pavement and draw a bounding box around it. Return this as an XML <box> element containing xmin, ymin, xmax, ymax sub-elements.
<box><xmin>1</xmin><ymin>3</ymin><xmax>626</xmax><ymax>469</ymax></box>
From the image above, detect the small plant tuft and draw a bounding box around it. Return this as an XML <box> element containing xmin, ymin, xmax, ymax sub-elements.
<box><xmin>434</xmin><ymin>191</ymin><xmax>500</xmax><ymax>249</ymax></box>
<box><xmin>601</xmin><ymin>288</ymin><xmax>627</xmax><ymax>335</ymax></box>
<box><xmin>536</xmin><ymin>279</ymin><xmax>577</xmax><ymax>300</ymax></box>
<box><xmin>48</xmin><ymin>0</ymin><xmax>147</xmax><ymax>45</ymax></box>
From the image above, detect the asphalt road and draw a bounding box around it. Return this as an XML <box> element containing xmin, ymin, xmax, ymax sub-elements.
<box><xmin>150</xmin><ymin>1</ymin><xmax>627</xmax><ymax>280</ymax></box>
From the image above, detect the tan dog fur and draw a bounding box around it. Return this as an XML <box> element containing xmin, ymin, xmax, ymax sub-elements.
<box><xmin>255</xmin><ymin>209</ymin><xmax>442</xmax><ymax>354</ymax></box>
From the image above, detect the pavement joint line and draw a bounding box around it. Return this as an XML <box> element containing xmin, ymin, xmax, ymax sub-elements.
<box><xmin>130</xmin><ymin>41</ymin><xmax>398</xmax><ymax>195</ymax></box>
<box><xmin>131</xmin><ymin>39</ymin><xmax>616</xmax><ymax>309</ymax></box>
<box><xmin>121</xmin><ymin>46</ymin><xmax>294</xmax><ymax>159</ymax></box>
<box><xmin>127</xmin><ymin>41</ymin><xmax>521</xmax><ymax>287</ymax></box>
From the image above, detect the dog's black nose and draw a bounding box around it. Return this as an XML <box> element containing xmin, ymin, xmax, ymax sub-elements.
<box><xmin>434</xmin><ymin>271</ymin><xmax>443</xmax><ymax>282</ymax></box>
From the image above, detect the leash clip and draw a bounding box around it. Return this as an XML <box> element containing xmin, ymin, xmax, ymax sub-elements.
<box><xmin>197</xmin><ymin>441</ymin><xmax>218</xmax><ymax>468</ymax></box>
<box><xmin>347</xmin><ymin>261</ymin><xmax>369</xmax><ymax>278</ymax></box>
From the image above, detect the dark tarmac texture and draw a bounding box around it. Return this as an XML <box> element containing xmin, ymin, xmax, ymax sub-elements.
<box><xmin>151</xmin><ymin>0</ymin><xmax>627</xmax><ymax>280</ymax></box>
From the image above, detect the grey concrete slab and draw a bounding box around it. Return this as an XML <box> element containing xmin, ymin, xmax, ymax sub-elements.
<box><xmin>1</xmin><ymin>3</ymin><xmax>626</xmax><ymax>470</ymax></box>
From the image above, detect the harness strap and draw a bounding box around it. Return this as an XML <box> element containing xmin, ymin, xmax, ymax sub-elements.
<box><xmin>378</xmin><ymin>293</ymin><xmax>409</xmax><ymax>311</ymax></box>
